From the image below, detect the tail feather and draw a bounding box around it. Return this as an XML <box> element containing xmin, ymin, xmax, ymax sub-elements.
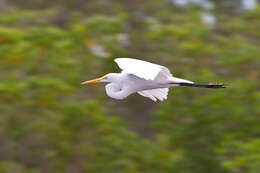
<box><xmin>179</xmin><ymin>82</ymin><xmax>226</xmax><ymax>88</ymax></box>
<box><xmin>169</xmin><ymin>77</ymin><xmax>194</xmax><ymax>84</ymax></box>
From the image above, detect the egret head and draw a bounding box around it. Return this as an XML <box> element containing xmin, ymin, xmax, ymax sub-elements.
<box><xmin>81</xmin><ymin>73</ymin><xmax>121</xmax><ymax>85</ymax></box>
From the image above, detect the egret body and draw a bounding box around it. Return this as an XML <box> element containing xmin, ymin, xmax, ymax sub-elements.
<box><xmin>82</xmin><ymin>58</ymin><xmax>225</xmax><ymax>101</ymax></box>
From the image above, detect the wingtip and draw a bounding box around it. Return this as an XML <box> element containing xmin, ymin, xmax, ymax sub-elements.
<box><xmin>114</xmin><ymin>58</ymin><xmax>119</xmax><ymax>62</ymax></box>
<box><xmin>114</xmin><ymin>57</ymin><xmax>129</xmax><ymax>63</ymax></box>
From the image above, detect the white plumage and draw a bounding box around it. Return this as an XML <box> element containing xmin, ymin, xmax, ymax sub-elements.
<box><xmin>115</xmin><ymin>58</ymin><xmax>173</xmax><ymax>101</ymax></box>
<box><xmin>81</xmin><ymin>58</ymin><xmax>225</xmax><ymax>101</ymax></box>
<box><xmin>115</xmin><ymin>58</ymin><xmax>168</xmax><ymax>80</ymax></box>
<box><xmin>138</xmin><ymin>88</ymin><xmax>169</xmax><ymax>102</ymax></box>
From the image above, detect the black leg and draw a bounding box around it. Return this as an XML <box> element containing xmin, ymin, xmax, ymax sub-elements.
<box><xmin>178</xmin><ymin>83</ymin><xmax>226</xmax><ymax>88</ymax></box>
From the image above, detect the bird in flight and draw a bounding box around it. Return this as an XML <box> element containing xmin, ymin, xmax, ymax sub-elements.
<box><xmin>81</xmin><ymin>58</ymin><xmax>225</xmax><ymax>101</ymax></box>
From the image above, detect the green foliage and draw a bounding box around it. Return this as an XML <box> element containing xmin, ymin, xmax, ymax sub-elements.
<box><xmin>0</xmin><ymin>161</ymin><xmax>39</xmax><ymax>173</ymax></box>
<box><xmin>0</xmin><ymin>1</ymin><xmax>260</xmax><ymax>173</ymax></box>
<box><xmin>218</xmin><ymin>139</ymin><xmax>260</xmax><ymax>173</ymax></box>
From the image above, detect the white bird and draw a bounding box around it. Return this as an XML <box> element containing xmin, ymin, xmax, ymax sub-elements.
<box><xmin>81</xmin><ymin>58</ymin><xmax>225</xmax><ymax>101</ymax></box>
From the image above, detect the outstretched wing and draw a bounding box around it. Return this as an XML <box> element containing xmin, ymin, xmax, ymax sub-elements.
<box><xmin>114</xmin><ymin>58</ymin><xmax>192</xmax><ymax>101</ymax></box>
<box><xmin>138</xmin><ymin>88</ymin><xmax>169</xmax><ymax>102</ymax></box>
<box><xmin>114</xmin><ymin>58</ymin><xmax>172</xmax><ymax>81</ymax></box>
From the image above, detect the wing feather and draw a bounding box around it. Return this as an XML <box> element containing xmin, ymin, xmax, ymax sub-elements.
<box><xmin>138</xmin><ymin>88</ymin><xmax>169</xmax><ymax>102</ymax></box>
<box><xmin>114</xmin><ymin>58</ymin><xmax>190</xmax><ymax>101</ymax></box>
<box><xmin>115</xmin><ymin>58</ymin><xmax>172</xmax><ymax>80</ymax></box>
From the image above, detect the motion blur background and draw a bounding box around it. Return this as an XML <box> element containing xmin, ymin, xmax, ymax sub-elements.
<box><xmin>0</xmin><ymin>0</ymin><xmax>260</xmax><ymax>172</ymax></box>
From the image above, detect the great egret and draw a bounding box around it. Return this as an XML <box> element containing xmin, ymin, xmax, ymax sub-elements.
<box><xmin>81</xmin><ymin>58</ymin><xmax>225</xmax><ymax>101</ymax></box>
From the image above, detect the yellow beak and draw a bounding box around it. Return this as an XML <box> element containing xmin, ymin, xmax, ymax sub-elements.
<box><xmin>81</xmin><ymin>76</ymin><xmax>106</xmax><ymax>85</ymax></box>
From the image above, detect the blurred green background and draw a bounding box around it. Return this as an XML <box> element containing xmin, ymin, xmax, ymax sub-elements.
<box><xmin>0</xmin><ymin>0</ymin><xmax>260</xmax><ymax>172</ymax></box>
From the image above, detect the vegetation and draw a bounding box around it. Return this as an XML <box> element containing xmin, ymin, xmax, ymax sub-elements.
<box><xmin>0</xmin><ymin>0</ymin><xmax>260</xmax><ymax>172</ymax></box>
